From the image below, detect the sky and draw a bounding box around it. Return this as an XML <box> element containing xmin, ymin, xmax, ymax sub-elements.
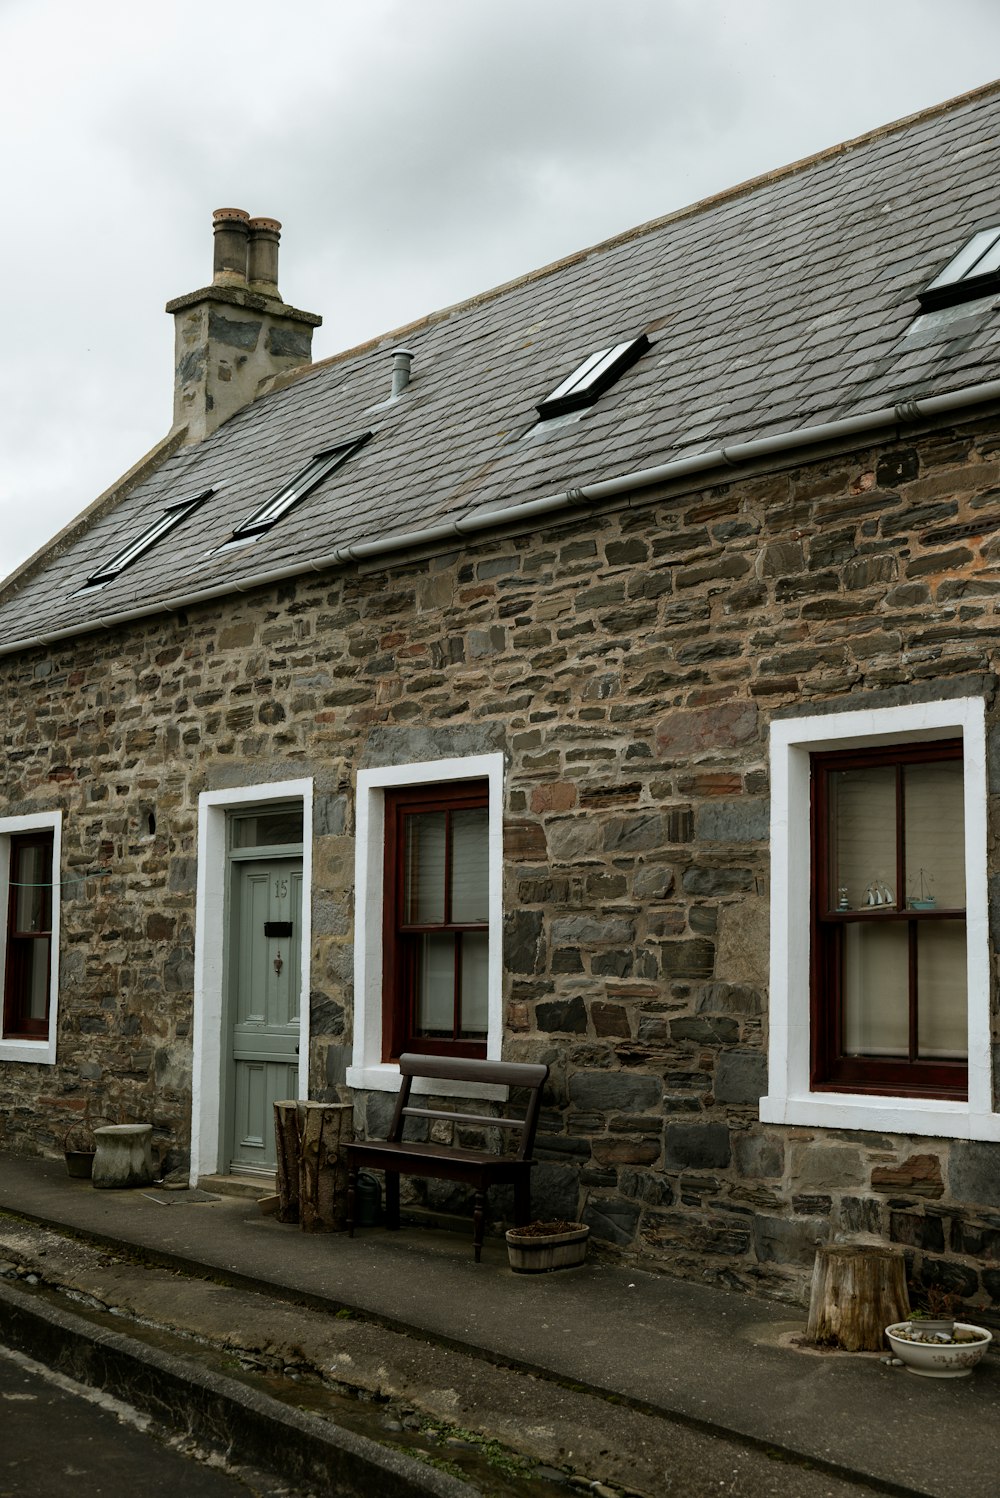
<box><xmin>2</xmin><ymin>0</ymin><xmax>1000</xmax><ymax>581</ymax></box>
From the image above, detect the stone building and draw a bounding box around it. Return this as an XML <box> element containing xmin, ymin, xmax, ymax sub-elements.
<box><xmin>3</xmin><ymin>83</ymin><xmax>1000</xmax><ymax>1306</ymax></box>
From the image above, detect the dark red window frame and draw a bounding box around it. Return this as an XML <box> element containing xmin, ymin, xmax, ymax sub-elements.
<box><xmin>3</xmin><ymin>831</ymin><xmax>54</xmax><ymax>1040</ymax></box>
<box><xmin>810</xmin><ymin>739</ymin><xmax>967</xmax><ymax>1100</ymax></box>
<box><xmin>382</xmin><ymin>781</ymin><xmax>489</xmax><ymax>1062</ymax></box>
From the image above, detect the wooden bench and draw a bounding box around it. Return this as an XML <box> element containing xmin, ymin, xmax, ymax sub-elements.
<box><xmin>346</xmin><ymin>1053</ymin><xmax>549</xmax><ymax>1261</ymax></box>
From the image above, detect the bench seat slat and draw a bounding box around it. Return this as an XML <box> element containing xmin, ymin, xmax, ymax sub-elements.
<box><xmin>400</xmin><ymin>1107</ymin><xmax>523</xmax><ymax>1130</ymax></box>
<box><xmin>349</xmin><ymin>1139</ymin><xmax>529</xmax><ymax>1167</ymax></box>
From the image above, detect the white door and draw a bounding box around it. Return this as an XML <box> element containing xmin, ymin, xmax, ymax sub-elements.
<box><xmin>227</xmin><ymin>858</ymin><xmax>302</xmax><ymax>1173</ymax></box>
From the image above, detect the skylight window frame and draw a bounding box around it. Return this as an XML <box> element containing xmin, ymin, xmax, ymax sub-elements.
<box><xmin>918</xmin><ymin>228</ymin><xmax>1000</xmax><ymax>312</ymax></box>
<box><xmin>83</xmin><ymin>489</ymin><xmax>214</xmax><ymax>588</ymax></box>
<box><xmin>230</xmin><ymin>432</ymin><xmax>372</xmax><ymax>541</ymax></box>
<box><xmin>536</xmin><ymin>333</ymin><xmax>650</xmax><ymax>421</ymax></box>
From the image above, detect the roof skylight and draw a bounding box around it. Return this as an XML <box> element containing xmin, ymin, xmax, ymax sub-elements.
<box><xmin>918</xmin><ymin>228</ymin><xmax>1000</xmax><ymax>311</ymax></box>
<box><xmin>83</xmin><ymin>489</ymin><xmax>214</xmax><ymax>588</ymax></box>
<box><xmin>230</xmin><ymin>433</ymin><xmax>372</xmax><ymax>541</ymax></box>
<box><xmin>536</xmin><ymin>333</ymin><xmax>650</xmax><ymax>421</ymax></box>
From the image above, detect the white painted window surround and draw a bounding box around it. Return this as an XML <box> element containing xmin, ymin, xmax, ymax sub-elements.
<box><xmin>191</xmin><ymin>779</ymin><xmax>313</xmax><ymax>1181</ymax></box>
<box><xmin>0</xmin><ymin>810</ymin><xmax>62</xmax><ymax>1065</ymax></box>
<box><xmin>762</xmin><ymin>696</ymin><xmax>994</xmax><ymax>1140</ymax></box>
<box><xmin>348</xmin><ymin>753</ymin><xmax>505</xmax><ymax>1098</ymax></box>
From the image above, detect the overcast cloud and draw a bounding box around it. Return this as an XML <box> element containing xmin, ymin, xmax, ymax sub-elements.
<box><xmin>3</xmin><ymin>0</ymin><xmax>1000</xmax><ymax>579</ymax></box>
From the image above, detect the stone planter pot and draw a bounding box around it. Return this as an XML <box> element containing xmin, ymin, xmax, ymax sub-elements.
<box><xmin>906</xmin><ymin>1316</ymin><xmax>955</xmax><ymax>1338</ymax></box>
<box><xmin>92</xmin><ymin>1124</ymin><xmax>154</xmax><ymax>1190</ymax></box>
<box><xmin>885</xmin><ymin>1321</ymin><xmax>993</xmax><ymax>1378</ymax></box>
<box><xmin>506</xmin><ymin>1222</ymin><xmax>589</xmax><ymax>1274</ymax></box>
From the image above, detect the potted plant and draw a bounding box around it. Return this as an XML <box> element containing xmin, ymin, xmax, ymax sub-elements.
<box><xmin>906</xmin><ymin>1284</ymin><xmax>961</xmax><ymax>1338</ymax></box>
<box><xmin>505</xmin><ymin>1219</ymin><xmax>590</xmax><ymax>1274</ymax></box>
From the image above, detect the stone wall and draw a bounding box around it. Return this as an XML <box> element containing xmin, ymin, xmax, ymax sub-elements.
<box><xmin>1</xmin><ymin>414</ymin><xmax>999</xmax><ymax>1308</ymax></box>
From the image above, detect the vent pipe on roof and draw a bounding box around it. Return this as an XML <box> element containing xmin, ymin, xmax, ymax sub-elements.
<box><xmin>390</xmin><ymin>347</ymin><xmax>414</xmax><ymax>400</ymax></box>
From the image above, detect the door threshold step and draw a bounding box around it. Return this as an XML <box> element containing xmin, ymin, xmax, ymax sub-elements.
<box><xmin>197</xmin><ymin>1173</ymin><xmax>276</xmax><ymax>1201</ymax></box>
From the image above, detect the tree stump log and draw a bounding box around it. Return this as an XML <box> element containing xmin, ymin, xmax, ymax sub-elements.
<box><xmin>299</xmin><ymin>1102</ymin><xmax>353</xmax><ymax>1233</ymax></box>
<box><xmin>273</xmin><ymin>1100</ymin><xmax>302</xmax><ymax>1224</ymax></box>
<box><xmin>806</xmin><ymin>1245</ymin><xmax>910</xmax><ymax>1351</ymax></box>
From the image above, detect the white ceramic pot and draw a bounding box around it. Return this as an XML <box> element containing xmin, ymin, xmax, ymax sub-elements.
<box><xmin>885</xmin><ymin>1321</ymin><xmax>992</xmax><ymax>1378</ymax></box>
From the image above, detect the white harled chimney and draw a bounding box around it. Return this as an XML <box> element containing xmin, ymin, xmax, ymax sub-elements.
<box><xmin>165</xmin><ymin>208</ymin><xmax>322</xmax><ymax>444</ymax></box>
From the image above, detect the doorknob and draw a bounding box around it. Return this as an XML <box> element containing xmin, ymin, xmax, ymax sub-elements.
<box><xmin>273</xmin><ymin>951</ymin><xmax>284</xmax><ymax>976</ymax></box>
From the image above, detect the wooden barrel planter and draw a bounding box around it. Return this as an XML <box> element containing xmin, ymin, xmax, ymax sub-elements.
<box><xmin>506</xmin><ymin>1221</ymin><xmax>590</xmax><ymax>1274</ymax></box>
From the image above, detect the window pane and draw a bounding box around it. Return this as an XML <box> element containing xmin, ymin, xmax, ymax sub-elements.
<box><xmin>415</xmin><ymin>933</ymin><xmax>454</xmax><ymax>1035</ymax></box>
<box><xmin>842</xmin><ymin>922</ymin><xmax>909</xmax><ymax>1056</ymax></box>
<box><xmin>459</xmin><ymin>931</ymin><xmax>489</xmax><ymax>1038</ymax></box>
<box><xmin>831</xmin><ymin>767</ymin><xmax>897</xmax><ymax>909</ymax></box>
<box><xmin>451</xmin><ymin>808</ymin><xmax>489</xmax><ymax>923</ymax></box>
<box><xmin>927</xmin><ymin>227</ymin><xmax>1000</xmax><ymax>288</ymax></box>
<box><xmin>231</xmin><ymin>810</ymin><xmax>304</xmax><ymax>848</ymax></box>
<box><xmin>917</xmin><ymin>921</ymin><xmax>967</xmax><ymax>1059</ymax></box>
<box><xmin>404</xmin><ymin>813</ymin><xmax>446</xmax><ymax>924</ymax></box>
<box><xmin>25</xmin><ymin>937</ymin><xmax>50</xmax><ymax>1021</ymax></box>
<box><xmin>13</xmin><ymin>843</ymin><xmax>51</xmax><ymax>933</ymax></box>
<box><xmin>904</xmin><ymin>762</ymin><xmax>965</xmax><ymax>909</ymax></box>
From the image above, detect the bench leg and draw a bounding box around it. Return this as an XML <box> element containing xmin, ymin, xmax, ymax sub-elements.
<box><xmin>346</xmin><ymin>1163</ymin><xmax>358</xmax><ymax>1238</ymax></box>
<box><xmin>514</xmin><ymin>1174</ymin><xmax>531</xmax><ymax>1228</ymax></box>
<box><xmin>385</xmin><ymin>1170</ymin><xmax>400</xmax><ymax>1230</ymax></box>
<box><xmin>473</xmin><ymin>1189</ymin><xmax>486</xmax><ymax>1263</ymax></box>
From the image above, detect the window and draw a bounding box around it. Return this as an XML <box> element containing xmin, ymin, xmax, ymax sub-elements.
<box><xmin>348</xmin><ymin>753</ymin><xmax>503</xmax><ymax>1094</ymax></box>
<box><xmin>811</xmin><ymin>741</ymin><xmax>966</xmax><ymax>1100</ymax></box>
<box><xmin>763</xmin><ymin>698</ymin><xmax>992</xmax><ymax>1141</ymax></box>
<box><xmin>0</xmin><ymin>812</ymin><xmax>61</xmax><ymax>1063</ymax></box>
<box><xmin>3</xmin><ymin>833</ymin><xmax>54</xmax><ymax>1039</ymax></box>
<box><xmin>918</xmin><ymin>227</ymin><xmax>1000</xmax><ymax>311</ymax></box>
<box><xmin>382</xmin><ymin>781</ymin><xmax>489</xmax><ymax>1060</ymax></box>
<box><xmin>536</xmin><ymin>334</ymin><xmax>650</xmax><ymax>421</ymax></box>
<box><xmin>228</xmin><ymin>433</ymin><xmax>371</xmax><ymax>543</ymax></box>
<box><xmin>82</xmin><ymin>490</ymin><xmax>213</xmax><ymax>588</ymax></box>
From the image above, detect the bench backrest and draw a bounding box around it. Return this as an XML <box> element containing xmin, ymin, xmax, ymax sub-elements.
<box><xmin>388</xmin><ymin>1053</ymin><xmax>549</xmax><ymax>1161</ymax></box>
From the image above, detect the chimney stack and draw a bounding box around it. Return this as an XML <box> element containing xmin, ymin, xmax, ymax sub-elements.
<box><xmin>166</xmin><ymin>208</ymin><xmax>322</xmax><ymax>445</ymax></box>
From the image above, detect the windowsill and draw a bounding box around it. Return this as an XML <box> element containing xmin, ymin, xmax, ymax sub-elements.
<box><xmin>759</xmin><ymin>1089</ymin><xmax>1000</xmax><ymax>1141</ymax></box>
<box><xmin>0</xmin><ymin>1036</ymin><xmax>54</xmax><ymax>1065</ymax></box>
<box><xmin>346</xmin><ymin>1061</ymin><xmax>507</xmax><ymax>1101</ymax></box>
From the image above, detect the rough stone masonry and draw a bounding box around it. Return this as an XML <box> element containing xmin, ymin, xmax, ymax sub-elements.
<box><xmin>2</xmin><ymin>414</ymin><xmax>1000</xmax><ymax>1310</ymax></box>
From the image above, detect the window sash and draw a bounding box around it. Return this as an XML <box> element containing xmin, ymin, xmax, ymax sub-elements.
<box><xmin>383</xmin><ymin>782</ymin><xmax>489</xmax><ymax>1060</ymax></box>
<box><xmin>3</xmin><ymin>833</ymin><xmax>54</xmax><ymax>1039</ymax></box>
<box><xmin>85</xmin><ymin>491</ymin><xmax>212</xmax><ymax>586</ymax></box>
<box><xmin>810</xmin><ymin>740</ymin><xmax>968</xmax><ymax>1099</ymax></box>
<box><xmin>231</xmin><ymin>434</ymin><xmax>371</xmax><ymax>539</ymax></box>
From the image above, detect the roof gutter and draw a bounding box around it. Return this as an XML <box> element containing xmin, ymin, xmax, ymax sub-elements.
<box><xmin>6</xmin><ymin>379</ymin><xmax>1000</xmax><ymax>659</ymax></box>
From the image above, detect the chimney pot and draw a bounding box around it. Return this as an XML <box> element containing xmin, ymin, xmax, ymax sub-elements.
<box><xmin>248</xmin><ymin>216</ymin><xmax>282</xmax><ymax>298</ymax></box>
<box><xmin>212</xmin><ymin>207</ymin><xmax>250</xmax><ymax>286</ymax></box>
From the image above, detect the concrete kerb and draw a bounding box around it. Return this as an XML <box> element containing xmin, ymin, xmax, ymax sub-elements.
<box><xmin>0</xmin><ymin>1277</ymin><xmax>474</xmax><ymax>1498</ymax></box>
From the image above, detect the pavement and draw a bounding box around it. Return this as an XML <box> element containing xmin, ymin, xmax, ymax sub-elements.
<box><xmin>0</xmin><ymin>1153</ymin><xmax>996</xmax><ymax>1498</ymax></box>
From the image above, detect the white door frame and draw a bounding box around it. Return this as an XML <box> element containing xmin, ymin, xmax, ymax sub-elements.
<box><xmin>191</xmin><ymin>778</ymin><xmax>313</xmax><ymax>1182</ymax></box>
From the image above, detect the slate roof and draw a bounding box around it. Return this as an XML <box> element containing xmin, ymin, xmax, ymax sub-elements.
<box><xmin>6</xmin><ymin>80</ymin><xmax>1000</xmax><ymax>647</ymax></box>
